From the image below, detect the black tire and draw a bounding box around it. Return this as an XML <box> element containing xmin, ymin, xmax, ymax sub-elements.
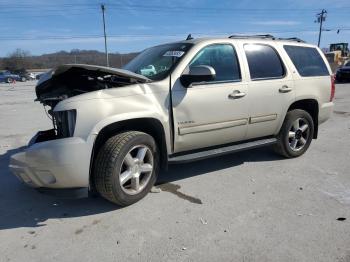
<box><xmin>21</xmin><ymin>77</ymin><xmax>26</xmax><ymax>82</ymax></box>
<box><xmin>274</xmin><ymin>109</ymin><xmax>314</xmax><ymax>158</ymax></box>
<box><xmin>6</xmin><ymin>78</ymin><xmax>13</xmax><ymax>83</ymax></box>
<box><xmin>93</xmin><ymin>131</ymin><xmax>159</xmax><ymax>206</ymax></box>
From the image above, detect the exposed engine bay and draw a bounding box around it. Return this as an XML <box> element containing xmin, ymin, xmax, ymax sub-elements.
<box><xmin>35</xmin><ymin>64</ymin><xmax>150</xmax><ymax>139</ymax></box>
<box><xmin>36</xmin><ymin>64</ymin><xmax>150</xmax><ymax>108</ymax></box>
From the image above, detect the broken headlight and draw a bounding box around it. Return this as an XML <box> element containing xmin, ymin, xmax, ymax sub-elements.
<box><xmin>54</xmin><ymin>109</ymin><xmax>77</xmax><ymax>138</ymax></box>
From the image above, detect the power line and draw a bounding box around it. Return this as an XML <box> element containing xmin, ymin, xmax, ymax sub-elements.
<box><xmin>2</xmin><ymin>3</ymin><xmax>350</xmax><ymax>11</ymax></box>
<box><xmin>1</xmin><ymin>4</ymin><xmax>350</xmax><ymax>20</ymax></box>
<box><xmin>0</xmin><ymin>30</ymin><xmax>325</xmax><ymax>41</ymax></box>
<box><xmin>1</xmin><ymin>4</ymin><xmax>350</xmax><ymax>14</ymax></box>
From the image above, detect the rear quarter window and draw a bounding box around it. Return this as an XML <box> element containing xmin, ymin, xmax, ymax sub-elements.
<box><xmin>284</xmin><ymin>45</ymin><xmax>329</xmax><ymax>77</ymax></box>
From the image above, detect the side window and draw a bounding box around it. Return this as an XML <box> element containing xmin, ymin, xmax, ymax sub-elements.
<box><xmin>190</xmin><ymin>44</ymin><xmax>241</xmax><ymax>82</ymax></box>
<box><xmin>284</xmin><ymin>45</ymin><xmax>329</xmax><ymax>77</ymax></box>
<box><xmin>244</xmin><ymin>44</ymin><xmax>285</xmax><ymax>80</ymax></box>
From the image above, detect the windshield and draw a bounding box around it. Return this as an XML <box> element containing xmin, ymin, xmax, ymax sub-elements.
<box><xmin>123</xmin><ymin>43</ymin><xmax>193</xmax><ymax>80</ymax></box>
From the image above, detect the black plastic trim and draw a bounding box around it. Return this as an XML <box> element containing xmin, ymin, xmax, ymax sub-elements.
<box><xmin>37</xmin><ymin>187</ymin><xmax>88</xmax><ymax>199</ymax></box>
<box><xmin>168</xmin><ymin>137</ymin><xmax>277</xmax><ymax>164</ymax></box>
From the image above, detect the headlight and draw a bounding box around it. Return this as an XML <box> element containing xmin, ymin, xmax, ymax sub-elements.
<box><xmin>54</xmin><ymin>109</ymin><xmax>77</xmax><ymax>138</ymax></box>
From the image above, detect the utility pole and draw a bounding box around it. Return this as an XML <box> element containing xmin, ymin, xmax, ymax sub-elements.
<box><xmin>315</xmin><ymin>9</ymin><xmax>327</xmax><ymax>47</ymax></box>
<box><xmin>101</xmin><ymin>4</ymin><xmax>109</xmax><ymax>67</ymax></box>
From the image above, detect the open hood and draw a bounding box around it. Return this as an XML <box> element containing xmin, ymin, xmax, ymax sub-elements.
<box><xmin>36</xmin><ymin>64</ymin><xmax>150</xmax><ymax>107</ymax></box>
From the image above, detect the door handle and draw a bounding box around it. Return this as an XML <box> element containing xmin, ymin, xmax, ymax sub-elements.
<box><xmin>228</xmin><ymin>90</ymin><xmax>246</xmax><ymax>99</ymax></box>
<box><xmin>279</xmin><ymin>85</ymin><xmax>293</xmax><ymax>93</ymax></box>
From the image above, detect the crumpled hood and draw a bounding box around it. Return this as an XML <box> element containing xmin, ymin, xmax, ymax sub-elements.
<box><xmin>35</xmin><ymin>64</ymin><xmax>150</xmax><ymax>107</ymax></box>
<box><xmin>37</xmin><ymin>64</ymin><xmax>149</xmax><ymax>85</ymax></box>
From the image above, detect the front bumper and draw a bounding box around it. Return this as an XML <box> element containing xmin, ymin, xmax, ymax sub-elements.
<box><xmin>9</xmin><ymin>130</ymin><xmax>94</xmax><ymax>189</ymax></box>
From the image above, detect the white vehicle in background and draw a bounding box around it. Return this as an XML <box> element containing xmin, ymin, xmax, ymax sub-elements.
<box><xmin>140</xmin><ymin>64</ymin><xmax>156</xmax><ymax>76</ymax></box>
<box><xmin>28</xmin><ymin>73</ymin><xmax>36</xmax><ymax>80</ymax></box>
<box><xmin>10</xmin><ymin>35</ymin><xmax>334</xmax><ymax>206</ymax></box>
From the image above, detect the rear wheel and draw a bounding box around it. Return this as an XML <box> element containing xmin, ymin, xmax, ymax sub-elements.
<box><xmin>21</xmin><ymin>77</ymin><xmax>26</xmax><ymax>82</ymax></box>
<box><xmin>6</xmin><ymin>78</ymin><xmax>13</xmax><ymax>83</ymax></box>
<box><xmin>93</xmin><ymin>131</ymin><xmax>159</xmax><ymax>206</ymax></box>
<box><xmin>274</xmin><ymin>109</ymin><xmax>314</xmax><ymax>158</ymax></box>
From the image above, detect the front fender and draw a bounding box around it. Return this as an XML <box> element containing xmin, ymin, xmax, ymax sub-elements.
<box><xmin>88</xmin><ymin>112</ymin><xmax>171</xmax><ymax>153</ymax></box>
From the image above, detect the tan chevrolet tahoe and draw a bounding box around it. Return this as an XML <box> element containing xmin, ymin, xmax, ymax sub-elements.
<box><xmin>10</xmin><ymin>35</ymin><xmax>335</xmax><ymax>206</ymax></box>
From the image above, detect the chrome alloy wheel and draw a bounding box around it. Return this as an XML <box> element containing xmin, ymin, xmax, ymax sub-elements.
<box><xmin>288</xmin><ymin>118</ymin><xmax>310</xmax><ymax>152</ymax></box>
<box><xmin>119</xmin><ymin>145</ymin><xmax>154</xmax><ymax>195</ymax></box>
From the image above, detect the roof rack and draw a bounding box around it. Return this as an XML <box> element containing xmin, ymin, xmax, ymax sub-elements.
<box><xmin>277</xmin><ymin>37</ymin><xmax>305</xmax><ymax>43</ymax></box>
<box><xmin>228</xmin><ymin>34</ymin><xmax>305</xmax><ymax>43</ymax></box>
<box><xmin>229</xmin><ymin>34</ymin><xmax>276</xmax><ymax>39</ymax></box>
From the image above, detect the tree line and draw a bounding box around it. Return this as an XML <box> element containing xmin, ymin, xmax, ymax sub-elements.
<box><xmin>0</xmin><ymin>48</ymin><xmax>139</xmax><ymax>72</ymax></box>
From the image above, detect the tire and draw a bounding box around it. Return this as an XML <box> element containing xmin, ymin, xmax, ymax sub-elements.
<box><xmin>6</xmin><ymin>78</ymin><xmax>13</xmax><ymax>83</ymax></box>
<box><xmin>93</xmin><ymin>131</ymin><xmax>159</xmax><ymax>206</ymax></box>
<box><xmin>21</xmin><ymin>77</ymin><xmax>26</xmax><ymax>82</ymax></box>
<box><xmin>274</xmin><ymin>109</ymin><xmax>314</xmax><ymax>158</ymax></box>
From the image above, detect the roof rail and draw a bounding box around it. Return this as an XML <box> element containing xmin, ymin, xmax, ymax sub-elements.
<box><xmin>277</xmin><ymin>37</ymin><xmax>306</xmax><ymax>43</ymax></box>
<box><xmin>228</xmin><ymin>34</ymin><xmax>276</xmax><ymax>39</ymax></box>
<box><xmin>186</xmin><ymin>34</ymin><xmax>194</xmax><ymax>40</ymax></box>
<box><xmin>228</xmin><ymin>34</ymin><xmax>306</xmax><ymax>43</ymax></box>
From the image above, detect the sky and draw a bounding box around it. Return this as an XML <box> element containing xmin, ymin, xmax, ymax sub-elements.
<box><xmin>0</xmin><ymin>0</ymin><xmax>349</xmax><ymax>56</ymax></box>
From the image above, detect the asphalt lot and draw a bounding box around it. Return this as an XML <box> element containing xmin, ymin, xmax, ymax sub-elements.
<box><xmin>0</xmin><ymin>81</ymin><xmax>349</xmax><ymax>262</ymax></box>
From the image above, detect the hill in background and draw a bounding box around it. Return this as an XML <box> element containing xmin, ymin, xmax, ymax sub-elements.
<box><xmin>0</xmin><ymin>49</ymin><xmax>139</xmax><ymax>71</ymax></box>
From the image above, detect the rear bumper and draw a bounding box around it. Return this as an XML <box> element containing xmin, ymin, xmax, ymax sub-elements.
<box><xmin>9</xmin><ymin>130</ymin><xmax>94</xmax><ymax>189</ymax></box>
<box><xmin>319</xmin><ymin>102</ymin><xmax>334</xmax><ymax>125</ymax></box>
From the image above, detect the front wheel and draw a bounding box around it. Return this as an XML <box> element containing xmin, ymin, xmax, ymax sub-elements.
<box><xmin>6</xmin><ymin>78</ymin><xmax>13</xmax><ymax>83</ymax></box>
<box><xmin>274</xmin><ymin>109</ymin><xmax>314</xmax><ymax>158</ymax></box>
<box><xmin>93</xmin><ymin>131</ymin><xmax>159</xmax><ymax>206</ymax></box>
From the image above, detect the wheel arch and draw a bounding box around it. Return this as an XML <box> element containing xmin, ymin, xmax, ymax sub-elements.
<box><xmin>89</xmin><ymin>117</ymin><xmax>168</xmax><ymax>191</ymax></box>
<box><xmin>287</xmin><ymin>99</ymin><xmax>319</xmax><ymax>139</ymax></box>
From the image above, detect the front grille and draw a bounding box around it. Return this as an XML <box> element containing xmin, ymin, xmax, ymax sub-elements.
<box><xmin>54</xmin><ymin>110</ymin><xmax>77</xmax><ymax>138</ymax></box>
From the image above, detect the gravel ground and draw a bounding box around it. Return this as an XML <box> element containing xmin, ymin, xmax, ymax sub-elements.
<box><xmin>0</xmin><ymin>81</ymin><xmax>349</xmax><ymax>262</ymax></box>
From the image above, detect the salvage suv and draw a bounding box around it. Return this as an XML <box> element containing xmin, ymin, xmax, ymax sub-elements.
<box><xmin>10</xmin><ymin>35</ymin><xmax>335</xmax><ymax>206</ymax></box>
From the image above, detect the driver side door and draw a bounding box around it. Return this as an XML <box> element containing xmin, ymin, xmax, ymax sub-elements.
<box><xmin>171</xmin><ymin>43</ymin><xmax>249</xmax><ymax>153</ymax></box>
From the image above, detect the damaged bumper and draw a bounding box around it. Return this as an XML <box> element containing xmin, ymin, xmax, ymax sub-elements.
<box><xmin>9</xmin><ymin>129</ymin><xmax>94</xmax><ymax>189</ymax></box>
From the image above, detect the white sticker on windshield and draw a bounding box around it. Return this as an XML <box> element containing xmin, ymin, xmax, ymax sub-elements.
<box><xmin>163</xmin><ymin>51</ymin><xmax>185</xmax><ymax>57</ymax></box>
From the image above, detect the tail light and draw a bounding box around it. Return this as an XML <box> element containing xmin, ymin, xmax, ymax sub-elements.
<box><xmin>330</xmin><ymin>75</ymin><xmax>335</xmax><ymax>102</ymax></box>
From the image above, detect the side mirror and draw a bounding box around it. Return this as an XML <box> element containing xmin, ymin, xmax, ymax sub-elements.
<box><xmin>180</xmin><ymin>65</ymin><xmax>216</xmax><ymax>87</ymax></box>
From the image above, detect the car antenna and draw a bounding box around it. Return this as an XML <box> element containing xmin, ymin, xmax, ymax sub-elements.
<box><xmin>186</xmin><ymin>34</ymin><xmax>193</xmax><ymax>40</ymax></box>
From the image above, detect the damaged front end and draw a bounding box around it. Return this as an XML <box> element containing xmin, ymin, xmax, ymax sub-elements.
<box><xmin>10</xmin><ymin>64</ymin><xmax>150</xmax><ymax>190</ymax></box>
<box><xmin>36</xmin><ymin>64</ymin><xmax>150</xmax><ymax>139</ymax></box>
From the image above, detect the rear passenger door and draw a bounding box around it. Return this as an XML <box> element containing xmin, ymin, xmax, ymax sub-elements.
<box><xmin>243</xmin><ymin>43</ymin><xmax>295</xmax><ymax>139</ymax></box>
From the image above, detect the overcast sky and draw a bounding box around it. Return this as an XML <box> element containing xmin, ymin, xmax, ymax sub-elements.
<box><xmin>0</xmin><ymin>0</ymin><xmax>349</xmax><ymax>56</ymax></box>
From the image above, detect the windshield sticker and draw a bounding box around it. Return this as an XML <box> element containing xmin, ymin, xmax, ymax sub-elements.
<box><xmin>163</xmin><ymin>51</ymin><xmax>185</xmax><ymax>57</ymax></box>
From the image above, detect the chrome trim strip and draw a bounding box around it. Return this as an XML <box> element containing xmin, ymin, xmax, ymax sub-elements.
<box><xmin>250</xmin><ymin>114</ymin><xmax>277</xmax><ymax>124</ymax></box>
<box><xmin>179</xmin><ymin>118</ymin><xmax>248</xmax><ymax>135</ymax></box>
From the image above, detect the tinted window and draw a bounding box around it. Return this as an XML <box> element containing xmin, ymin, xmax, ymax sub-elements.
<box><xmin>284</xmin><ymin>45</ymin><xmax>329</xmax><ymax>77</ymax></box>
<box><xmin>244</xmin><ymin>44</ymin><xmax>285</xmax><ymax>80</ymax></box>
<box><xmin>190</xmin><ymin>44</ymin><xmax>241</xmax><ymax>82</ymax></box>
<box><xmin>124</xmin><ymin>43</ymin><xmax>193</xmax><ymax>80</ymax></box>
